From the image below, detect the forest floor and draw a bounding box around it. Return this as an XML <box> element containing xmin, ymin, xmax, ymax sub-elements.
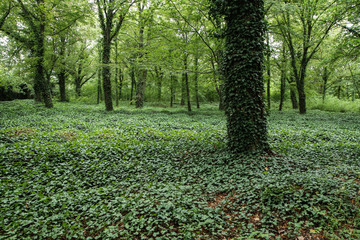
<box><xmin>1</xmin><ymin>100</ymin><xmax>360</xmax><ymax>240</ymax></box>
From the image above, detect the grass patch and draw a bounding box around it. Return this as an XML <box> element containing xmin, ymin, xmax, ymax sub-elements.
<box><xmin>1</xmin><ymin>100</ymin><xmax>360</xmax><ymax>239</ymax></box>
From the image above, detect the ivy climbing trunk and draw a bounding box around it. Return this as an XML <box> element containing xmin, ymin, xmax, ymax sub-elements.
<box><xmin>222</xmin><ymin>0</ymin><xmax>269</xmax><ymax>153</ymax></box>
<box><xmin>36</xmin><ymin>2</ymin><xmax>53</xmax><ymax>108</ymax></box>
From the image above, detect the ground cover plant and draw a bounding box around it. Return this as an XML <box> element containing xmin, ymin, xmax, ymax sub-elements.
<box><xmin>1</xmin><ymin>100</ymin><xmax>360</xmax><ymax>239</ymax></box>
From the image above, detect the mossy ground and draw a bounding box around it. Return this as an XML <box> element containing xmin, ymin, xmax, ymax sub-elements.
<box><xmin>1</xmin><ymin>100</ymin><xmax>359</xmax><ymax>239</ymax></box>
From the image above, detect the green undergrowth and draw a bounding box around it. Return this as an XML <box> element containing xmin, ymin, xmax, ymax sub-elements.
<box><xmin>1</xmin><ymin>100</ymin><xmax>359</xmax><ymax>239</ymax></box>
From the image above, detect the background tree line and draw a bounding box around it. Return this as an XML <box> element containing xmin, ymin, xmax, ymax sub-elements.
<box><xmin>0</xmin><ymin>0</ymin><xmax>359</xmax><ymax>114</ymax></box>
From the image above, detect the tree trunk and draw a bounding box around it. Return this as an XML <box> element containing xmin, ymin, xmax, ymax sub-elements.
<box><xmin>130</xmin><ymin>65</ymin><xmax>135</xmax><ymax>105</ymax></box>
<box><xmin>58</xmin><ymin>71</ymin><xmax>67</xmax><ymax>101</ymax></box>
<box><xmin>170</xmin><ymin>73</ymin><xmax>174</xmax><ymax>107</ymax></box>
<box><xmin>136</xmin><ymin>69</ymin><xmax>147</xmax><ymax>108</ymax></box>
<box><xmin>279</xmin><ymin>44</ymin><xmax>286</xmax><ymax>111</ymax></box>
<box><xmin>183</xmin><ymin>54</ymin><xmax>191</xmax><ymax>112</ymax></box>
<box><xmin>194</xmin><ymin>56</ymin><xmax>200</xmax><ymax>109</ymax></box>
<box><xmin>136</xmin><ymin>19</ymin><xmax>146</xmax><ymax>108</ymax></box>
<box><xmin>114</xmin><ymin>39</ymin><xmax>119</xmax><ymax>107</ymax></box>
<box><xmin>180</xmin><ymin>75</ymin><xmax>185</xmax><ymax>106</ymax></box>
<box><xmin>119</xmin><ymin>67</ymin><xmax>123</xmax><ymax>100</ymax></box>
<box><xmin>223</xmin><ymin>0</ymin><xmax>269</xmax><ymax>153</ymax></box>
<box><xmin>322</xmin><ymin>67</ymin><xmax>328</xmax><ymax>103</ymax></box>
<box><xmin>97</xmin><ymin>43</ymin><xmax>103</xmax><ymax>104</ymax></box>
<box><xmin>155</xmin><ymin>66</ymin><xmax>163</xmax><ymax>101</ymax></box>
<box><xmin>36</xmin><ymin>4</ymin><xmax>53</xmax><ymax>108</ymax></box>
<box><xmin>297</xmin><ymin>73</ymin><xmax>306</xmax><ymax>114</ymax></box>
<box><xmin>266</xmin><ymin>31</ymin><xmax>271</xmax><ymax>110</ymax></box>
<box><xmin>102</xmin><ymin>35</ymin><xmax>113</xmax><ymax>111</ymax></box>
<box><xmin>290</xmin><ymin>86</ymin><xmax>298</xmax><ymax>109</ymax></box>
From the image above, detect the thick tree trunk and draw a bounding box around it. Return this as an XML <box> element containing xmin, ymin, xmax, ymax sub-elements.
<box><xmin>36</xmin><ymin>6</ymin><xmax>53</xmax><ymax>108</ymax></box>
<box><xmin>223</xmin><ymin>0</ymin><xmax>269</xmax><ymax>153</ymax></box>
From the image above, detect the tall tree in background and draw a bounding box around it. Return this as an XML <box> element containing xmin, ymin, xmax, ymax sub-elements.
<box><xmin>212</xmin><ymin>0</ymin><xmax>269</xmax><ymax>153</ymax></box>
<box><xmin>1</xmin><ymin>0</ymin><xmax>53</xmax><ymax>107</ymax></box>
<box><xmin>97</xmin><ymin>0</ymin><xmax>132</xmax><ymax>111</ymax></box>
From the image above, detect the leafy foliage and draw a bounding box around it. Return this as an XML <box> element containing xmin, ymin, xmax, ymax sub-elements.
<box><xmin>1</xmin><ymin>100</ymin><xmax>359</xmax><ymax>239</ymax></box>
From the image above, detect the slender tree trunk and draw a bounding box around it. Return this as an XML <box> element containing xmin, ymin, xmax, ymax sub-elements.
<box><xmin>337</xmin><ymin>86</ymin><xmax>341</xmax><ymax>99</ymax></box>
<box><xmin>266</xmin><ymin>31</ymin><xmax>271</xmax><ymax>110</ymax></box>
<box><xmin>223</xmin><ymin>0</ymin><xmax>269</xmax><ymax>153</ymax></box>
<box><xmin>322</xmin><ymin>67</ymin><xmax>328</xmax><ymax>103</ymax></box>
<box><xmin>119</xmin><ymin>67</ymin><xmax>123</xmax><ymax>100</ymax></box>
<box><xmin>130</xmin><ymin>65</ymin><xmax>135</xmax><ymax>104</ymax></box>
<box><xmin>183</xmin><ymin>54</ymin><xmax>191</xmax><ymax>112</ymax></box>
<box><xmin>136</xmin><ymin>19</ymin><xmax>146</xmax><ymax>108</ymax></box>
<box><xmin>155</xmin><ymin>66</ymin><xmax>162</xmax><ymax>101</ymax></box>
<box><xmin>114</xmin><ymin>39</ymin><xmax>119</xmax><ymax>107</ymax></box>
<box><xmin>194</xmin><ymin>56</ymin><xmax>200</xmax><ymax>109</ymax></box>
<box><xmin>102</xmin><ymin>34</ymin><xmax>113</xmax><ymax>111</ymax></box>
<box><xmin>58</xmin><ymin>71</ymin><xmax>67</xmax><ymax>101</ymax></box>
<box><xmin>136</xmin><ymin>69</ymin><xmax>147</xmax><ymax>108</ymax></box>
<box><xmin>180</xmin><ymin>75</ymin><xmax>185</xmax><ymax>106</ymax></box>
<box><xmin>170</xmin><ymin>73</ymin><xmax>174</xmax><ymax>107</ymax></box>
<box><xmin>279</xmin><ymin>44</ymin><xmax>286</xmax><ymax>111</ymax></box>
<box><xmin>97</xmin><ymin>42</ymin><xmax>102</xmax><ymax>104</ymax></box>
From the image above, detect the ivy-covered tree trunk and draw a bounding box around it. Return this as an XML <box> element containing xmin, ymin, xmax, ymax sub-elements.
<box><xmin>222</xmin><ymin>0</ymin><xmax>269</xmax><ymax>153</ymax></box>
<box><xmin>36</xmin><ymin>4</ymin><xmax>53</xmax><ymax>108</ymax></box>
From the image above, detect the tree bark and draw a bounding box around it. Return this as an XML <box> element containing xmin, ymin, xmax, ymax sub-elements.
<box><xmin>194</xmin><ymin>56</ymin><xmax>200</xmax><ymax>109</ymax></box>
<box><xmin>183</xmin><ymin>54</ymin><xmax>191</xmax><ymax>112</ymax></box>
<box><xmin>58</xmin><ymin>71</ymin><xmax>67</xmax><ymax>101</ymax></box>
<box><xmin>222</xmin><ymin>0</ymin><xmax>269</xmax><ymax>153</ymax></box>
<box><xmin>36</xmin><ymin>2</ymin><xmax>53</xmax><ymax>108</ymax></box>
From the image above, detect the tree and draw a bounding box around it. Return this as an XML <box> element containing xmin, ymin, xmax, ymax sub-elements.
<box><xmin>273</xmin><ymin>0</ymin><xmax>341</xmax><ymax>114</ymax></box>
<box><xmin>212</xmin><ymin>0</ymin><xmax>270</xmax><ymax>153</ymax></box>
<box><xmin>97</xmin><ymin>0</ymin><xmax>133</xmax><ymax>111</ymax></box>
